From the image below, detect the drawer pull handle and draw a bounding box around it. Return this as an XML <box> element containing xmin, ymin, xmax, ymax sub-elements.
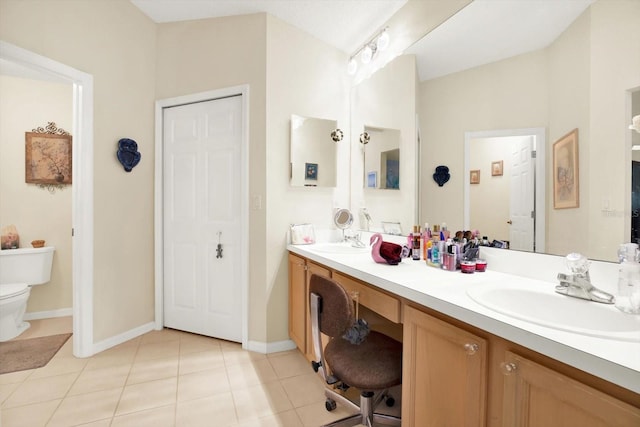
<box><xmin>500</xmin><ymin>362</ymin><xmax>518</xmax><ymax>375</ymax></box>
<box><xmin>463</xmin><ymin>343</ymin><xmax>479</xmax><ymax>355</ymax></box>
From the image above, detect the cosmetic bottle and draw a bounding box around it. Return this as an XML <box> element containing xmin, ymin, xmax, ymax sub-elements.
<box><xmin>431</xmin><ymin>242</ymin><xmax>440</xmax><ymax>266</ymax></box>
<box><xmin>412</xmin><ymin>225</ymin><xmax>421</xmax><ymax>260</ymax></box>
<box><xmin>422</xmin><ymin>223</ymin><xmax>430</xmax><ymax>260</ymax></box>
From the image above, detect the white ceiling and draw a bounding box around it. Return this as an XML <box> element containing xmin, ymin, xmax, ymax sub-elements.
<box><xmin>130</xmin><ymin>0</ymin><xmax>407</xmax><ymax>54</ymax></box>
<box><xmin>406</xmin><ymin>0</ymin><xmax>596</xmax><ymax>81</ymax></box>
<box><xmin>1</xmin><ymin>1</ymin><xmax>596</xmax><ymax>83</ymax></box>
<box><xmin>131</xmin><ymin>0</ymin><xmax>596</xmax><ymax>82</ymax></box>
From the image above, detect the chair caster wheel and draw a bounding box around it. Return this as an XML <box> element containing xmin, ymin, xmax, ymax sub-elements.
<box><xmin>385</xmin><ymin>397</ymin><xmax>395</xmax><ymax>407</ymax></box>
<box><xmin>325</xmin><ymin>399</ymin><xmax>337</xmax><ymax>412</ymax></box>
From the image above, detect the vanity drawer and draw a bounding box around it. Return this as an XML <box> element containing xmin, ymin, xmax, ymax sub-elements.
<box><xmin>333</xmin><ymin>272</ymin><xmax>401</xmax><ymax>323</ymax></box>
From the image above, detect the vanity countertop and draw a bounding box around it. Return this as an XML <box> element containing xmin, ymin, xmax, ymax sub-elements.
<box><xmin>288</xmin><ymin>243</ymin><xmax>640</xmax><ymax>394</ymax></box>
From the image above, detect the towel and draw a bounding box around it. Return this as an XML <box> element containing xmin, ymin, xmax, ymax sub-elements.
<box><xmin>380</xmin><ymin>241</ymin><xmax>403</xmax><ymax>265</ymax></box>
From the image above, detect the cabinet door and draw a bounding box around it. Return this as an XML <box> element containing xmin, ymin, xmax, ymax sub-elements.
<box><xmin>288</xmin><ymin>254</ymin><xmax>307</xmax><ymax>352</ymax></box>
<box><xmin>402</xmin><ymin>305</ymin><xmax>488</xmax><ymax>427</ymax></box>
<box><xmin>502</xmin><ymin>351</ymin><xmax>640</xmax><ymax>427</ymax></box>
<box><xmin>305</xmin><ymin>261</ymin><xmax>331</xmax><ymax>360</ymax></box>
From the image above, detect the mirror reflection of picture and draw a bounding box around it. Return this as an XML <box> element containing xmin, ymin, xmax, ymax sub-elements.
<box><xmin>553</xmin><ymin>129</ymin><xmax>579</xmax><ymax>209</ymax></box>
<box><xmin>470</xmin><ymin>169</ymin><xmax>480</xmax><ymax>184</ymax></box>
<box><xmin>491</xmin><ymin>160</ymin><xmax>503</xmax><ymax>176</ymax></box>
<box><xmin>305</xmin><ymin>162</ymin><xmax>318</xmax><ymax>180</ymax></box>
<box><xmin>367</xmin><ymin>171</ymin><xmax>377</xmax><ymax>188</ymax></box>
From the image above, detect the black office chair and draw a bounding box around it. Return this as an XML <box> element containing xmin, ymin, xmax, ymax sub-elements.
<box><xmin>309</xmin><ymin>274</ymin><xmax>402</xmax><ymax>427</ymax></box>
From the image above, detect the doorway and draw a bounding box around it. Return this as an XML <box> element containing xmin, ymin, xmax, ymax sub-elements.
<box><xmin>155</xmin><ymin>87</ymin><xmax>249</xmax><ymax>346</ymax></box>
<box><xmin>0</xmin><ymin>41</ymin><xmax>94</xmax><ymax>357</ymax></box>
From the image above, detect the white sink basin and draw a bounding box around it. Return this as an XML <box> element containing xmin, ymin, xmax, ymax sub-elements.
<box><xmin>467</xmin><ymin>280</ymin><xmax>640</xmax><ymax>342</ymax></box>
<box><xmin>309</xmin><ymin>242</ymin><xmax>370</xmax><ymax>254</ymax></box>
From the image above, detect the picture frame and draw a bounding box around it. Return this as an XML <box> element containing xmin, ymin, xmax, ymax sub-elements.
<box><xmin>367</xmin><ymin>171</ymin><xmax>377</xmax><ymax>188</ymax></box>
<box><xmin>470</xmin><ymin>169</ymin><xmax>480</xmax><ymax>184</ymax></box>
<box><xmin>491</xmin><ymin>160</ymin><xmax>503</xmax><ymax>176</ymax></box>
<box><xmin>305</xmin><ymin>162</ymin><xmax>318</xmax><ymax>180</ymax></box>
<box><xmin>25</xmin><ymin>132</ymin><xmax>72</xmax><ymax>185</ymax></box>
<box><xmin>553</xmin><ymin>129</ymin><xmax>579</xmax><ymax>209</ymax></box>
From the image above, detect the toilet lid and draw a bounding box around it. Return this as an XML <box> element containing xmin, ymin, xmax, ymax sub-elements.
<box><xmin>0</xmin><ymin>283</ymin><xmax>29</xmax><ymax>300</ymax></box>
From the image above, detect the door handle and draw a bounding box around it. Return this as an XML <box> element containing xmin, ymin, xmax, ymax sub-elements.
<box><xmin>507</xmin><ymin>220</ymin><xmax>513</xmax><ymax>225</ymax></box>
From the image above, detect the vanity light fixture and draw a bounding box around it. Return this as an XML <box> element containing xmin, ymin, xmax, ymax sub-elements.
<box><xmin>347</xmin><ymin>27</ymin><xmax>390</xmax><ymax>75</ymax></box>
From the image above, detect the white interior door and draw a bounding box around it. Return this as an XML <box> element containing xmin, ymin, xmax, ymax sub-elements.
<box><xmin>163</xmin><ymin>95</ymin><xmax>242</xmax><ymax>342</ymax></box>
<box><xmin>509</xmin><ymin>136</ymin><xmax>535</xmax><ymax>251</ymax></box>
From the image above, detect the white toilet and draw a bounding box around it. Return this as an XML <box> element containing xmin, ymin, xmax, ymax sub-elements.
<box><xmin>0</xmin><ymin>246</ymin><xmax>55</xmax><ymax>341</ymax></box>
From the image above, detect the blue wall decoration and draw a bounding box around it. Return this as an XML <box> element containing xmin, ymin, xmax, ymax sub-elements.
<box><xmin>117</xmin><ymin>138</ymin><xmax>141</xmax><ymax>172</ymax></box>
<box><xmin>433</xmin><ymin>165</ymin><xmax>450</xmax><ymax>187</ymax></box>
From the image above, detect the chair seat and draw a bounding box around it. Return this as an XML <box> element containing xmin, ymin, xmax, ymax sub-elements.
<box><xmin>325</xmin><ymin>331</ymin><xmax>402</xmax><ymax>390</ymax></box>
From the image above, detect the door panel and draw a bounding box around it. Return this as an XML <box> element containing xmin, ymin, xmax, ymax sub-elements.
<box><xmin>163</xmin><ymin>95</ymin><xmax>243</xmax><ymax>342</ymax></box>
<box><xmin>510</xmin><ymin>136</ymin><xmax>535</xmax><ymax>251</ymax></box>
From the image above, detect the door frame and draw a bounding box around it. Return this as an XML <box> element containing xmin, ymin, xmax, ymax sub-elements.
<box><xmin>464</xmin><ymin>127</ymin><xmax>546</xmax><ymax>253</ymax></box>
<box><xmin>154</xmin><ymin>86</ymin><xmax>250</xmax><ymax>348</ymax></box>
<box><xmin>0</xmin><ymin>41</ymin><xmax>94</xmax><ymax>358</ymax></box>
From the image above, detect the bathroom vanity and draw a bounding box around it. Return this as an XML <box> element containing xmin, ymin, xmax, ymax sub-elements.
<box><xmin>287</xmin><ymin>244</ymin><xmax>640</xmax><ymax>427</ymax></box>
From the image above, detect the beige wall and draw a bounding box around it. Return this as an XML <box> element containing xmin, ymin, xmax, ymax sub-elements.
<box><xmin>419</xmin><ymin>0</ymin><xmax>640</xmax><ymax>261</ymax></box>
<box><xmin>351</xmin><ymin>54</ymin><xmax>417</xmax><ymax>233</ymax></box>
<box><xmin>0</xmin><ymin>0</ymin><xmax>157</xmax><ymax>342</ymax></box>
<box><xmin>265</xmin><ymin>15</ymin><xmax>350</xmax><ymax>342</ymax></box>
<box><xmin>419</xmin><ymin>49</ymin><xmax>547</xmax><ymax>231</ymax></box>
<box><xmin>0</xmin><ymin>75</ymin><xmax>73</xmax><ymax>313</ymax></box>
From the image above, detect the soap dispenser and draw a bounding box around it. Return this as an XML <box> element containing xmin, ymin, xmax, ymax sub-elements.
<box><xmin>616</xmin><ymin>243</ymin><xmax>640</xmax><ymax>314</ymax></box>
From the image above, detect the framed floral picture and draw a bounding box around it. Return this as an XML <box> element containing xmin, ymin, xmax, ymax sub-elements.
<box><xmin>553</xmin><ymin>129</ymin><xmax>579</xmax><ymax>209</ymax></box>
<box><xmin>25</xmin><ymin>132</ymin><xmax>72</xmax><ymax>185</ymax></box>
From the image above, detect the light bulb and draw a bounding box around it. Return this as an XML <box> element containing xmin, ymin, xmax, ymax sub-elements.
<box><xmin>376</xmin><ymin>31</ymin><xmax>389</xmax><ymax>51</ymax></box>
<box><xmin>347</xmin><ymin>58</ymin><xmax>358</xmax><ymax>75</ymax></box>
<box><xmin>360</xmin><ymin>45</ymin><xmax>373</xmax><ymax>64</ymax></box>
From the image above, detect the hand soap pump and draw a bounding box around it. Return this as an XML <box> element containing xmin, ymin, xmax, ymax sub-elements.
<box><xmin>616</xmin><ymin>243</ymin><xmax>640</xmax><ymax>314</ymax></box>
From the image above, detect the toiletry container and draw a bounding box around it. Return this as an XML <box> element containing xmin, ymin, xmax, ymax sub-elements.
<box><xmin>616</xmin><ymin>243</ymin><xmax>640</xmax><ymax>314</ymax></box>
<box><xmin>412</xmin><ymin>225</ymin><xmax>421</xmax><ymax>260</ymax></box>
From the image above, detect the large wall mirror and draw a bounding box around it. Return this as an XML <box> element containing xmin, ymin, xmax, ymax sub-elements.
<box><xmin>411</xmin><ymin>0</ymin><xmax>639</xmax><ymax>262</ymax></box>
<box><xmin>290</xmin><ymin>114</ymin><xmax>338</xmax><ymax>188</ymax></box>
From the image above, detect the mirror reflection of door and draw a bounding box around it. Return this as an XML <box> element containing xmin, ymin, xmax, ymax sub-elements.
<box><xmin>363</xmin><ymin>125</ymin><xmax>401</xmax><ymax>190</ymax></box>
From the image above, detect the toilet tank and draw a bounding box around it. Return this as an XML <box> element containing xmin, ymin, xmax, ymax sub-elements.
<box><xmin>0</xmin><ymin>246</ymin><xmax>55</xmax><ymax>285</ymax></box>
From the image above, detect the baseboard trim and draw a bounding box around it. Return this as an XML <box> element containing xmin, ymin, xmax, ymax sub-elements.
<box><xmin>92</xmin><ymin>322</ymin><xmax>156</xmax><ymax>355</ymax></box>
<box><xmin>24</xmin><ymin>308</ymin><xmax>73</xmax><ymax>320</ymax></box>
<box><xmin>246</xmin><ymin>339</ymin><xmax>297</xmax><ymax>354</ymax></box>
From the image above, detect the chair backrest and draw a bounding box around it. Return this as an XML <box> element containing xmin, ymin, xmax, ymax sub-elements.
<box><xmin>309</xmin><ymin>274</ymin><xmax>354</xmax><ymax>339</ymax></box>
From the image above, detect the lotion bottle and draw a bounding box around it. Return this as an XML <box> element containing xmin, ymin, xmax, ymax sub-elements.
<box><xmin>412</xmin><ymin>225</ymin><xmax>421</xmax><ymax>260</ymax></box>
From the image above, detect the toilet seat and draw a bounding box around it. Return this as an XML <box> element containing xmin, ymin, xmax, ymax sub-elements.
<box><xmin>0</xmin><ymin>283</ymin><xmax>29</xmax><ymax>300</ymax></box>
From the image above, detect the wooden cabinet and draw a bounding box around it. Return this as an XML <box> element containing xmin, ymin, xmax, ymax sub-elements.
<box><xmin>287</xmin><ymin>252</ymin><xmax>640</xmax><ymax>425</ymax></box>
<box><xmin>287</xmin><ymin>253</ymin><xmax>330</xmax><ymax>361</ymax></box>
<box><xmin>501</xmin><ymin>351</ymin><xmax>640</xmax><ymax>427</ymax></box>
<box><xmin>333</xmin><ymin>272</ymin><xmax>401</xmax><ymax>323</ymax></box>
<box><xmin>402</xmin><ymin>304</ymin><xmax>488</xmax><ymax>427</ymax></box>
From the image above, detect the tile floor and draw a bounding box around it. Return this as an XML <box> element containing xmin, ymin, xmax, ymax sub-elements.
<box><xmin>0</xmin><ymin>318</ymin><xmax>399</xmax><ymax>426</ymax></box>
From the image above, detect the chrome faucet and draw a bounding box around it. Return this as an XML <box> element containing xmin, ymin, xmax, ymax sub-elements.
<box><xmin>556</xmin><ymin>253</ymin><xmax>615</xmax><ymax>304</ymax></box>
<box><xmin>343</xmin><ymin>230</ymin><xmax>367</xmax><ymax>248</ymax></box>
